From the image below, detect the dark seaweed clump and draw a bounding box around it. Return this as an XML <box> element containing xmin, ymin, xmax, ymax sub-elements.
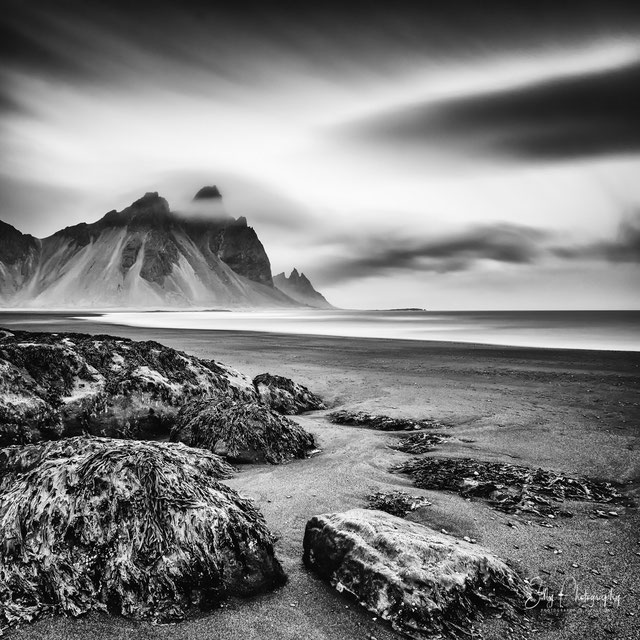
<box><xmin>396</xmin><ymin>457</ymin><xmax>626</xmax><ymax>518</ymax></box>
<box><xmin>329</xmin><ymin>410</ymin><xmax>447</xmax><ymax>431</ymax></box>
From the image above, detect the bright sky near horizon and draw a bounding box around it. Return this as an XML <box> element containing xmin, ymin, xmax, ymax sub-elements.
<box><xmin>1</xmin><ymin>2</ymin><xmax>639</xmax><ymax>309</ymax></box>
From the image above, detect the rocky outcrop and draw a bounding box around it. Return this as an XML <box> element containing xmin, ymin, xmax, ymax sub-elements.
<box><xmin>0</xmin><ymin>328</ymin><xmax>256</xmax><ymax>446</ymax></box>
<box><xmin>0</xmin><ymin>437</ymin><xmax>286</xmax><ymax>633</ymax></box>
<box><xmin>0</xmin><ymin>189</ymin><xmax>303</xmax><ymax>308</ymax></box>
<box><xmin>170</xmin><ymin>398</ymin><xmax>316</xmax><ymax>464</ymax></box>
<box><xmin>273</xmin><ymin>268</ymin><xmax>332</xmax><ymax>308</ymax></box>
<box><xmin>303</xmin><ymin>509</ymin><xmax>529</xmax><ymax>640</ymax></box>
<box><xmin>253</xmin><ymin>373</ymin><xmax>325</xmax><ymax>414</ymax></box>
<box><xmin>206</xmin><ymin>219</ymin><xmax>274</xmax><ymax>286</ymax></box>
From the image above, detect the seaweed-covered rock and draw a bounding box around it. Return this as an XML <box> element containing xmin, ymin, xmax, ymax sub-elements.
<box><xmin>303</xmin><ymin>509</ymin><xmax>529</xmax><ymax>640</ymax></box>
<box><xmin>0</xmin><ymin>437</ymin><xmax>286</xmax><ymax>633</ymax></box>
<box><xmin>395</xmin><ymin>457</ymin><xmax>626</xmax><ymax>518</ymax></box>
<box><xmin>170</xmin><ymin>398</ymin><xmax>316</xmax><ymax>464</ymax></box>
<box><xmin>329</xmin><ymin>410</ymin><xmax>446</xmax><ymax>431</ymax></box>
<box><xmin>0</xmin><ymin>328</ymin><xmax>257</xmax><ymax>445</ymax></box>
<box><xmin>253</xmin><ymin>373</ymin><xmax>324</xmax><ymax>414</ymax></box>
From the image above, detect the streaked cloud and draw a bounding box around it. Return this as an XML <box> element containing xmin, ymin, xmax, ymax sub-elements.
<box><xmin>338</xmin><ymin>60</ymin><xmax>640</xmax><ymax>161</ymax></box>
<box><xmin>314</xmin><ymin>215</ymin><xmax>640</xmax><ymax>286</ymax></box>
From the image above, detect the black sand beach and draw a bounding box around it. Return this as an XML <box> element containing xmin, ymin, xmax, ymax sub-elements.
<box><xmin>3</xmin><ymin>314</ymin><xmax>639</xmax><ymax>640</ymax></box>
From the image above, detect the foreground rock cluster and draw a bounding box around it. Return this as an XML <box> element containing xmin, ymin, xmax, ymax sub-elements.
<box><xmin>0</xmin><ymin>437</ymin><xmax>286</xmax><ymax>631</ymax></box>
<box><xmin>0</xmin><ymin>328</ymin><xmax>256</xmax><ymax>446</ymax></box>
<box><xmin>0</xmin><ymin>328</ymin><xmax>323</xmax><ymax>448</ymax></box>
<box><xmin>0</xmin><ymin>328</ymin><xmax>326</xmax><ymax>634</ymax></box>
<box><xmin>0</xmin><ymin>328</ymin><xmax>538</xmax><ymax>639</ymax></box>
<box><xmin>303</xmin><ymin>509</ymin><xmax>529</xmax><ymax>639</ymax></box>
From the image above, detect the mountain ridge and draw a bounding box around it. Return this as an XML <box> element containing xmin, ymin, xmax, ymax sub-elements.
<box><xmin>0</xmin><ymin>188</ymin><xmax>329</xmax><ymax>310</ymax></box>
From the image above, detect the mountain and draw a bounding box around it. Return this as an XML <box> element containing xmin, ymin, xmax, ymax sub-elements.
<box><xmin>0</xmin><ymin>221</ymin><xmax>41</xmax><ymax>300</ymax></box>
<box><xmin>273</xmin><ymin>268</ymin><xmax>333</xmax><ymax>309</ymax></box>
<box><xmin>0</xmin><ymin>188</ymin><xmax>328</xmax><ymax>309</ymax></box>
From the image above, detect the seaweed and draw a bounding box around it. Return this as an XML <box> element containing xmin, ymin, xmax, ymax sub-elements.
<box><xmin>395</xmin><ymin>457</ymin><xmax>626</xmax><ymax>518</ymax></box>
<box><xmin>329</xmin><ymin>410</ymin><xmax>447</xmax><ymax>431</ymax></box>
<box><xmin>171</xmin><ymin>398</ymin><xmax>316</xmax><ymax>464</ymax></box>
<box><xmin>0</xmin><ymin>437</ymin><xmax>286</xmax><ymax>633</ymax></box>
<box><xmin>253</xmin><ymin>373</ymin><xmax>325</xmax><ymax>414</ymax></box>
<box><xmin>391</xmin><ymin>431</ymin><xmax>451</xmax><ymax>454</ymax></box>
<box><xmin>367</xmin><ymin>491</ymin><xmax>432</xmax><ymax>518</ymax></box>
<box><xmin>0</xmin><ymin>328</ymin><xmax>256</xmax><ymax>445</ymax></box>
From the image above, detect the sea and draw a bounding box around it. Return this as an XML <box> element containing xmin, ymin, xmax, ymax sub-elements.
<box><xmin>53</xmin><ymin>309</ymin><xmax>640</xmax><ymax>352</ymax></box>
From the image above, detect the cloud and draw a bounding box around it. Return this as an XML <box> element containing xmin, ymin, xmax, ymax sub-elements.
<box><xmin>340</xmin><ymin>60</ymin><xmax>640</xmax><ymax>161</ymax></box>
<box><xmin>316</xmin><ymin>223</ymin><xmax>549</xmax><ymax>285</ymax></box>
<box><xmin>315</xmin><ymin>214</ymin><xmax>640</xmax><ymax>285</ymax></box>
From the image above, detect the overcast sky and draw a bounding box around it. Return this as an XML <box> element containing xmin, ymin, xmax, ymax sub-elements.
<box><xmin>1</xmin><ymin>1</ymin><xmax>639</xmax><ymax>309</ymax></box>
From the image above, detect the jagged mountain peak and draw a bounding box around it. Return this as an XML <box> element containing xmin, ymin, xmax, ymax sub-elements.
<box><xmin>274</xmin><ymin>269</ymin><xmax>332</xmax><ymax>309</ymax></box>
<box><xmin>99</xmin><ymin>192</ymin><xmax>171</xmax><ymax>227</ymax></box>
<box><xmin>193</xmin><ymin>185</ymin><xmax>222</xmax><ymax>200</ymax></box>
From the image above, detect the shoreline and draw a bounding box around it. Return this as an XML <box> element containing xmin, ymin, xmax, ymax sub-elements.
<box><xmin>1</xmin><ymin>310</ymin><xmax>640</xmax><ymax>355</ymax></box>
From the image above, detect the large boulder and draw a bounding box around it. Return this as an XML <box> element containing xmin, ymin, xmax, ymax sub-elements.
<box><xmin>0</xmin><ymin>437</ymin><xmax>286</xmax><ymax>633</ymax></box>
<box><xmin>170</xmin><ymin>398</ymin><xmax>316</xmax><ymax>464</ymax></box>
<box><xmin>253</xmin><ymin>372</ymin><xmax>324</xmax><ymax>414</ymax></box>
<box><xmin>303</xmin><ymin>509</ymin><xmax>529</xmax><ymax>639</ymax></box>
<box><xmin>0</xmin><ymin>328</ymin><xmax>257</xmax><ymax>445</ymax></box>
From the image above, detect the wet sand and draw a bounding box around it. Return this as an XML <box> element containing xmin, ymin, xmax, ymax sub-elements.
<box><xmin>5</xmin><ymin>316</ymin><xmax>640</xmax><ymax>640</ymax></box>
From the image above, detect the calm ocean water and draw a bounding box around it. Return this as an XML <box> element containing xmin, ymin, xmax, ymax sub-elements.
<box><xmin>66</xmin><ymin>309</ymin><xmax>640</xmax><ymax>352</ymax></box>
